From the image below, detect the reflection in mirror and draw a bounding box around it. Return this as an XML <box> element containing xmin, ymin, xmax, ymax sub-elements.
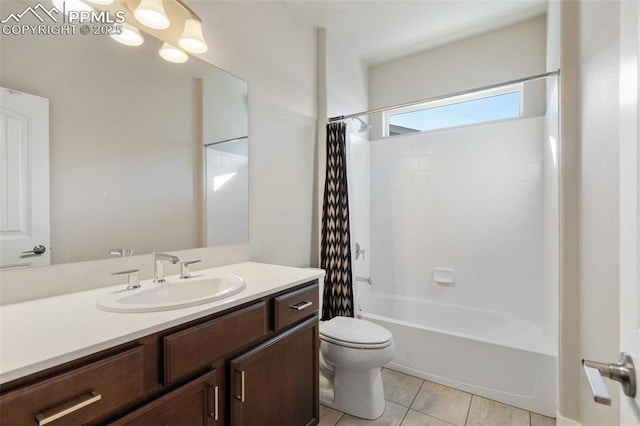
<box><xmin>205</xmin><ymin>138</ymin><xmax>249</xmax><ymax>246</ymax></box>
<box><xmin>0</xmin><ymin>0</ymin><xmax>248</xmax><ymax>267</ymax></box>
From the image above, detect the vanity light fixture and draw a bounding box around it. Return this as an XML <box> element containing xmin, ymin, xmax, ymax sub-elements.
<box><xmin>133</xmin><ymin>0</ymin><xmax>170</xmax><ymax>30</ymax></box>
<box><xmin>110</xmin><ymin>22</ymin><xmax>144</xmax><ymax>46</ymax></box>
<box><xmin>178</xmin><ymin>17</ymin><xmax>207</xmax><ymax>53</ymax></box>
<box><xmin>159</xmin><ymin>42</ymin><xmax>188</xmax><ymax>63</ymax></box>
<box><xmin>103</xmin><ymin>0</ymin><xmax>209</xmax><ymax>63</ymax></box>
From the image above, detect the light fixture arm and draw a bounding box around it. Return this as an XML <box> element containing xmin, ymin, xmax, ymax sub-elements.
<box><xmin>173</xmin><ymin>0</ymin><xmax>201</xmax><ymax>20</ymax></box>
<box><xmin>105</xmin><ymin>0</ymin><xmax>204</xmax><ymax>23</ymax></box>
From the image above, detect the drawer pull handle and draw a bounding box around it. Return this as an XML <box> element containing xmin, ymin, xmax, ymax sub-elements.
<box><xmin>214</xmin><ymin>385</ymin><xmax>219</xmax><ymax>420</ymax></box>
<box><xmin>208</xmin><ymin>384</ymin><xmax>219</xmax><ymax>420</ymax></box>
<box><xmin>35</xmin><ymin>391</ymin><xmax>101</xmax><ymax>426</ymax></box>
<box><xmin>235</xmin><ymin>370</ymin><xmax>245</xmax><ymax>402</ymax></box>
<box><xmin>289</xmin><ymin>301</ymin><xmax>313</xmax><ymax>311</ymax></box>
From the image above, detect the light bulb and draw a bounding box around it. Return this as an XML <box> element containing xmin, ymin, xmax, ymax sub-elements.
<box><xmin>178</xmin><ymin>18</ymin><xmax>208</xmax><ymax>54</ymax></box>
<box><xmin>134</xmin><ymin>0</ymin><xmax>170</xmax><ymax>30</ymax></box>
<box><xmin>159</xmin><ymin>43</ymin><xmax>188</xmax><ymax>63</ymax></box>
<box><xmin>110</xmin><ymin>23</ymin><xmax>144</xmax><ymax>46</ymax></box>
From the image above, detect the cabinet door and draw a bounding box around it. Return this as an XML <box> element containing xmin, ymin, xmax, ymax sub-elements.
<box><xmin>111</xmin><ymin>369</ymin><xmax>220</xmax><ymax>426</ymax></box>
<box><xmin>230</xmin><ymin>316</ymin><xmax>319</xmax><ymax>426</ymax></box>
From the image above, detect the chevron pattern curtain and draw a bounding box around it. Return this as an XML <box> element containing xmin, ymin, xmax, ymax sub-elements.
<box><xmin>321</xmin><ymin>122</ymin><xmax>354</xmax><ymax>320</ymax></box>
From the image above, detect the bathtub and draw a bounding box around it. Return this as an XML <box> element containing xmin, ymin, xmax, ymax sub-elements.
<box><xmin>358</xmin><ymin>292</ymin><xmax>556</xmax><ymax>417</ymax></box>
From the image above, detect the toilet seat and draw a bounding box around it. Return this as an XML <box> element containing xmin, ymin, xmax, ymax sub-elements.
<box><xmin>320</xmin><ymin>317</ymin><xmax>393</xmax><ymax>349</ymax></box>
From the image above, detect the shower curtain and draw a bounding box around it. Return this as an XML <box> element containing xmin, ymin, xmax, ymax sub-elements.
<box><xmin>321</xmin><ymin>122</ymin><xmax>354</xmax><ymax>320</ymax></box>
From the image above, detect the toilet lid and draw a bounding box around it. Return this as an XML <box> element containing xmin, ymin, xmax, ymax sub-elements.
<box><xmin>319</xmin><ymin>317</ymin><xmax>393</xmax><ymax>348</ymax></box>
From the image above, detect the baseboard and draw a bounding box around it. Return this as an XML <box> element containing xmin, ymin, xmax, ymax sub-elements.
<box><xmin>556</xmin><ymin>412</ymin><xmax>581</xmax><ymax>426</ymax></box>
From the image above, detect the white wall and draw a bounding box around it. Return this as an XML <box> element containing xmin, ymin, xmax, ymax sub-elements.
<box><xmin>0</xmin><ymin>0</ymin><xmax>318</xmax><ymax>304</ymax></box>
<box><xmin>368</xmin><ymin>15</ymin><xmax>547</xmax><ymax>139</ymax></box>
<box><xmin>369</xmin><ymin>117</ymin><xmax>546</xmax><ymax>325</ymax></box>
<box><xmin>346</xmin><ymin>131</ymin><xmax>370</xmax><ymax>308</ymax></box>
<box><xmin>544</xmin><ymin>1</ymin><xmax>561</xmax><ymax>414</ymax></box>
<box><xmin>324</xmin><ymin>30</ymin><xmax>371</xmax><ymax>287</ymax></box>
<box><xmin>543</xmin><ymin>77</ymin><xmax>559</xmax><ymax>347</ymax></box>
<box><xmin>326</xmin><ymin>32</ymin><xmax>369</xmax><ymax>119</ymax></box>
<box><xmin>557</xmin><ymin>0</ymin><xmax>582</xmax><ymax>421</ymax></box>
<box><xmin>195</xmin><ymin>1</ymin><xmax>317</xmax><ymax>267</ymax></box>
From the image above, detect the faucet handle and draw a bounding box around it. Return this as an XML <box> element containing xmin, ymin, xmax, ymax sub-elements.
<box><xmin>112</xmin><ymin>269</ymin><xmax>140</xmax><ymax>290</ymax></box>
<box><xmin>109</xmin><ymin>248</ymin><xmax>134</xmax><ymax>257</ymax></box>
<box><xmin>180</xmin><ymin>260</ymin><xmax>201</xmax><ymax>279</ymax></box>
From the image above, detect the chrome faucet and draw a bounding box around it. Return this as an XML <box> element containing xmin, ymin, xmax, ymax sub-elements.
<box><xmin>112</xmin><ymin>269</ymin><xmax>140</xmax><ymax>290</ymax></box>
<box><xmin>153</xmin><ymin>252</ymin><xmax>180</xmax><ymax>283</ymax></box>
<box><xmin>109</xmin><ymin>248</ymin><xmax>134</xmax><ymax>257</ymax></box>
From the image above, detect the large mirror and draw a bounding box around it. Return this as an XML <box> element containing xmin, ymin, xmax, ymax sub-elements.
<box><xmin>0</xmin><ymin>0</ymin><xmax>248</xmax><ymax>266</ymax></box>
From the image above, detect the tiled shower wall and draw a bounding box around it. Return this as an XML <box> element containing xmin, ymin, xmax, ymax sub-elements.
<box><xmin>370</xmin><ymin>117</ymin><xmax>546</xmax><ymax>325</ymax></box>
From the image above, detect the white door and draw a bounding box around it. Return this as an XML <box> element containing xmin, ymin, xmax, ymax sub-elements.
<box><xmin>0</xmin><ymin>87</ymin><xmax>50</xmax><ymax>267</ymax></box>
<box><xmin>618</xmin><ymin>1</ymin><xmax>640</xmax><ymax>423</ymax></box>
<box><xmin>580</xmin><ymin>1</ymin><xmax>640</xmax><ymax>424</ymax></box>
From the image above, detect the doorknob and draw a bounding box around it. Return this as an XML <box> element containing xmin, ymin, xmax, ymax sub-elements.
<box><xmin>582</xmin><ymin>352</ymin><xmax>636</xmax><ymax>405</ymax></box>
<box><xmin>21</xmin><ymin>245</ymin><xmax>46</xmax><ymax>256</ymax></box>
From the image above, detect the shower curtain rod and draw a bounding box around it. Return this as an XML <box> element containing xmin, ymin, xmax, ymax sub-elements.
<box><xmin>204</xmin><ymin>135</ymin><xmax>248</xmax><ymax>147</ymax></box>
<box><xmin>328</xmin><ymin>69</ymin><xmax>560</xmax><ymax>123</ymax></box>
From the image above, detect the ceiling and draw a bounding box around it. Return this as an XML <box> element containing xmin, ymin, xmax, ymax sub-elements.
<box><xmin>284</xmin><ymin>0</ymin><xmax>548</xmax><ymax>65</ymax></box>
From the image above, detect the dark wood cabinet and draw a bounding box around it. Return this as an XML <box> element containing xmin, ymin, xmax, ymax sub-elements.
<box><xmin>0</xmin><ymin>280</ymin><xmax>319</xmax><ymax>426</ymax></box>
<box><xmin>230</xmin><ymin>316</ymin><xmax>319</xmax><ymax>426</ymax></box>
<box><xmin>0</xmin><ymin>347</ymin><xmax>145</xmax><ymax>426</ymax></box>
<box><xmin>163</xmin><ymin>302</ymin><xmax>267</xmax><ymax>384</ymax></box>
<box><xmin>111</xmin><ymin>369</ymin><xmax>220</xmax><ymax>426</ymax></box>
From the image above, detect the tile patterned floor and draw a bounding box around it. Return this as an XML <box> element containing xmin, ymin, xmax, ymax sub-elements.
<box><xmin>319</xmin><ymin>369</ymin><xmax>556</xmax><ymax>426</ymax></box>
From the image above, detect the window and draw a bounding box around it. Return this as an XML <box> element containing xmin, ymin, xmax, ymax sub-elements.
<box><xmin>384</xmin><ymin>84</ymin><xmax>523</xmax><ymax>136</ymax></box>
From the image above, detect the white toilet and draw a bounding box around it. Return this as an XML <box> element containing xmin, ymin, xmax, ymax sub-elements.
<box><xmin>317</xmin><ymin>273</ymin><xmax>395</xmax><ymax>420</ymax></box>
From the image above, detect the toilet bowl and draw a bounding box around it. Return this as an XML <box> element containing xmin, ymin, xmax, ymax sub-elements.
<box><xmin>319</xmin><ymin>316</ymin><xmax>395</xmax><ymax>420</ymax></box>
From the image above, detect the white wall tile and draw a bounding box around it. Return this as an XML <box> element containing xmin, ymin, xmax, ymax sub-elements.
<box><xmin>370</xmin><ymin>117</ymin><xmax>546</xmax><ymax>325</ymax></box>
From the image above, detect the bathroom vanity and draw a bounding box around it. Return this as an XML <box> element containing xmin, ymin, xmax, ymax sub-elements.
<box><xmin>0</xmin><ymin>262</ymin><xmax>322</xmax><ymax>425</ymax></box>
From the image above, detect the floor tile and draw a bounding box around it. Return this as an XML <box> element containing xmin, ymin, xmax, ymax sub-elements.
<box><xmin>530</xmin><ymin>412</ymin><xmax>556</xmax><ymax>426</ymax></box>
<box><xmin>382</xmin><ymin>368</ymin><xmax>424</xmax><ymax>407</ymax></box>
<box><xmin>320</xmin><ymin>404</ymin><xmax>345</xmax><ymax>426</ymax></box>
<box><xmin>337</xmin><ymin>401</ymin><xmax>408</xmax><ymax>426</ymax></box>
<box><xmin>401</xmin><ymin>409</ymin><xmax>455</xmax><ymax>426</ymax></box>
<box><xmin>410</xmin><ymin>381</ymin><xmax>472</xmax><ymax>426</ymax></box>
<box><xmin>466</xmin><ymin>396</ymin><xmax>530</xmax><ymax>426</ymax></box>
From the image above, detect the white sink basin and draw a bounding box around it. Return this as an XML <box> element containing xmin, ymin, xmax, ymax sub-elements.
<box><xmin>96</xmin><ymin>274</ymin><xmax>246</xmax><ymax>313</ymax></box>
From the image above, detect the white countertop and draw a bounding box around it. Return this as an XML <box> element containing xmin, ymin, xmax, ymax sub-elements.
<box><xmin>0</xmin><ymin>262</ymin><xmax>324</xmax><ymax>384</ymax></box>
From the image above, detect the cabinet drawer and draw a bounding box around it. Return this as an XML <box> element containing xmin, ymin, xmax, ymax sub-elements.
<box><xmin>274</xmin><ymin>283</ymin><xmax>319</xmax><ymax>331</ymax></box>
<box><xmin>164</xmin><ymin>302</ymin><xmax>267</xmax><ymax>384</ymax></box>
<box><xmin>111</xmin><ymin>369</ymin><xmax>219</xmax><ymax>426</ymax></box>
<box><xmin>0</xmin><ymin>346</ymin><xmax>144</xmax><ymax>426</ymax></box>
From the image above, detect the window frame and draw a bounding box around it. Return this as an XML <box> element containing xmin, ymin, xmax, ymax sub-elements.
<box><xmin>382</xmin><ymin>83</ymin><xmax>525</xmax><ymax>137</ymax></box>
